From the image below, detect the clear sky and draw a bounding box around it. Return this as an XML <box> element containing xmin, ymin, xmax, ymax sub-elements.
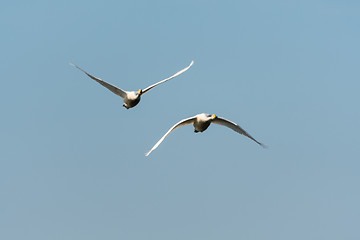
<box><xmin>1</xmin><ymin>0</ymin><xmax>360</xmax><ymax>239</ymax></box>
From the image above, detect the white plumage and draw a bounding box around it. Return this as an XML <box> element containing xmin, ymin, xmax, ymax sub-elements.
<box><xmin>70</xmin><ymin>61</ymin><xmax>194</xmax><ymax>109</ymax></box>
<box><xmin>146</xmin><ymin>113</ymin><xmax>265</xmax><ymax>156</ymax></box>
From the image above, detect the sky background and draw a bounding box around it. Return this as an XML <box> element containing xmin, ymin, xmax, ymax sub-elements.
<box><xmin>1</xmin><ymin>0</ymin><xmax>360</xmax><ymax>239</ymax></box>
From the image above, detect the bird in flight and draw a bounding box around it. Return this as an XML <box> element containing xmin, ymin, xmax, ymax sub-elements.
<box><xmin>70</xmin><ymin>61</ymin><xmax>194</xmax><ymax>109</ymax></box>
<box><xmin>146</xmin><ymin>113</ymin><xmax>266</xmax><ymax>156</ymax></box>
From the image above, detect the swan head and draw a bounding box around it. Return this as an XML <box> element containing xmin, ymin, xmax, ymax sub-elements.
<box><xmin>212</xmin><ymin>114</ymin><xmax>217</xmax><ymax>119</ymax></box>
<box><xmin>138</xmin><ymin>89</ymin><xmax>143</xmax><ymax>94</ymax></box>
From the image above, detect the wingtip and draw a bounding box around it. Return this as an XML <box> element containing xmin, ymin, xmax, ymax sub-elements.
<box><xmin>69</xmin><ymin>63</ymin><xmax>85</xmax><ymax>72</ymax></box>
<box><xmin>260</xmin><ymin>143</ymin><xmax>268</xmax><ymax>149</ymax></box>
<box><xmin>69</xmin><ymin>62</ymin><xmax>77</xmax><ymax>68</ymax></box>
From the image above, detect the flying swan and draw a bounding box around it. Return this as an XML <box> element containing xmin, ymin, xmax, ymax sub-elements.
<box><xmin>145</xmin><ymin>113</ymin><xmax>266</xmax><ymax>156</ymax></box>
<box><xmin>70</xmin><ymin>61</ymin><xmax>194</xmax><ymax>109</ymax></box>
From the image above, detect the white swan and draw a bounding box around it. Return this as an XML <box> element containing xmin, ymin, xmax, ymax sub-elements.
<box><xmin>146</xmin><ymin>113</ymin><xmax>266</xmax><ymax>156</ymax></box>
<box><xmin>70</xmin><ymin>61</ymin><xmax>194</xmax><ymax>109</ymax></box>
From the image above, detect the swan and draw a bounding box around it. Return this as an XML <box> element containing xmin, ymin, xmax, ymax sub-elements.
<box><xmin>70</xmin><ymin>61</ymin><xmax>194</xmax><ymax>109</ymax></box>
<box><xmin>146</xmin><ymin>113</ymin><xmax>266</xmax><ymax>156</ymax></box>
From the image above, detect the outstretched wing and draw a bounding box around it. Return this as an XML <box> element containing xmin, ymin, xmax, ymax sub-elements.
<box><xmin>145</xmin><ymin>116</ymin><xmax>196</xmax><ymax>156</ymax></box>
<box><xmin>212</xmin><ymin>117</ymin><xmax>266</xmax><ymax>147</ymax></box>
<box><xmin>141</xmin><ymin>60</ymin><xmax>194</xmax><ymax>95</ymax></box>
<box><xmin>70</xmin><ymin>63</ymin><xmax>127</xmax><ymax>98</ymax></box>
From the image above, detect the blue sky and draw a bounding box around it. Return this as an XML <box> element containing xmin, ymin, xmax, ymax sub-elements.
<box><xmin>1</xmin><ymin>0</ymin><xmax>360</xmax><ymax>239</ymax></box>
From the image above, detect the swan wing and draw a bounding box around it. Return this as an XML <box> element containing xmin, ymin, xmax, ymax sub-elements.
<box><xmin>145</xmin><ymin>116</ymin><xmax>196</xmax><ymax>156</ymax></box>
<box><xmin>141</xmin><ymin>60</ymin><xmax>194</xmax><ymax>95</ymax></box>
<box><xmin>70</xmin><ymin>63</ymin><xmax>127</xmax><ymax>98</ymax></box>
<box><xmin>212</xmin><ymin>117</ymin><xmax>266</xmax><ymax>147</ymax></box>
